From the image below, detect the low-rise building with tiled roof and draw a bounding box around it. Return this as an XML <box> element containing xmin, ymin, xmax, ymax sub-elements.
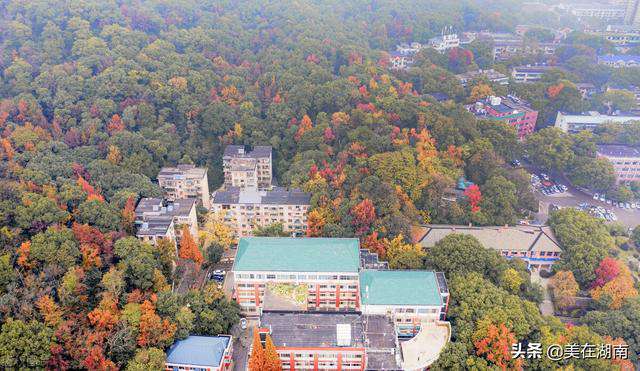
<box><xmin>414</xmin><ymin>224</ymin><xmax>562</xmax><ymax>271</ymax></box>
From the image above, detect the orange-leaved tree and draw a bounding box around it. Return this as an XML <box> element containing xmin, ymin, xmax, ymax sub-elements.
<box><xmin>121</xmin><ymin>196</ymin><xmax>136</xmax><ymax>233</ymax></box>
<box><xmin>590</xmin><ymin>259</ymin><xmax>638</xmax><ymax>309</ymax></box>
<box><xmin>264</xmin><ymin>333</ymin><xmax>282</xmax><ymax>371</ymax></box>
<box><xmin>474</xmin><ymin>322</ymin><xmax>522</xmax><ymax>371</ymax></box>
<box><xmin>179</xmin><ymin>225</ymin><xmax>203</xmax><ymax>268</ymax></box>
<box><xmin>248</xmin><ymin>327</ymin><xmax>265</xmax><ymax>371</ymax></box>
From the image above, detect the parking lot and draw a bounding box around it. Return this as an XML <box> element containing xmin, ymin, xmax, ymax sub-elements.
<box><xmin>528</xmin><ymin>170</ymin><xmax>640</xmax><ymax>229</ymax></box>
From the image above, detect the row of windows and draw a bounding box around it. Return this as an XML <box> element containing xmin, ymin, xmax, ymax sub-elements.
<box><xmin>235</xmin><ymin>273</ymin><xmax>358</xmax><ymax>281</ymax></box>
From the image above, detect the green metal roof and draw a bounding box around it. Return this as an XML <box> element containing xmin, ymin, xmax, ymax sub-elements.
<box><xmin>359</xmin><ymin>270</ymin><xmax>443</xmax><ymax>306</ymax></box>
<box><xmin>233</xmin><ymin>237</ymin><xmax>360</xmax><ymax>273</ymax></box>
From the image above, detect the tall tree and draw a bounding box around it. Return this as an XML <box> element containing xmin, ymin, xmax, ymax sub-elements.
<box><xmin>550</xmin><ymin>271</ymin><xmax>579</xmax><ymax>310</ymax></box>
<box><xmin>248</xmin><ymin>328</ymin><xmax>265</xmax><ymax>371</ymax></box>
<box><xmin>178</xmin><ymin>225</ymin><xmax>203</xmax><ymax>269</ymax></box>
<box><xmin>263</xmin><ymin>334</ymin><xmax>282</xmax><ymax>371</ymax></box>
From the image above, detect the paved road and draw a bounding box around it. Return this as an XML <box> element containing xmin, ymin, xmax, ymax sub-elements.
<box><xmin>232</xmin><ymin>324</ymin><xmax>251</xmax><ymax>371</ymax></box>
<box><xmin>531</xmin><ymin>270</ymin><xmax>554</xmax><ymax>316</ymax></box>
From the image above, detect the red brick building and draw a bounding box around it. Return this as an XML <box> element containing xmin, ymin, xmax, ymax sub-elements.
<box><xmin>467</xmin><ymin>95</ymin><xmax>539</xmax><ymax>139</ymax></box>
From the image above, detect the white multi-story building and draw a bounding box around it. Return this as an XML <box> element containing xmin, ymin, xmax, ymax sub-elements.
<box><xmin>428</xmin><ymin>33</ymin><xmax>460</xmax><ymax>52</ymax></box>
<box><xmin>598</xmin><ymin>54</ymin><xmax>640</xmax><ymax>68</ymax></box>
<box><xmin>511</xmin><ymin>65</ymin><xmax>557</xmax><ymax>83</ymax></box>
<box><xmin>158</xmin><ymin>164</ymin><xmax>210</xmax><ymax>208</ymax></box>
<box><xmin>222</xmin><ymin>145</ymin><xmax>272</xmax><ymax>190</ymax></box>
<box><xmin>211</xmin><ymin>187</ymin><xmax>310</xmax><ymax>237</ymax></box>
<box><xmin>570</xmin><ymin>4</ymin><xmax>626</xmax><ymax>21</ymax></box>
<box><xmin>135</xmin><ymin>197</ymin><xmax>198</xmax><ymax>246</ymax></box>
<box><xmin>554</xmin><ymin>111</ymin><xmax>640</xmax><ymax>133</ymax></box>
<box><xmin>597</xmin><ymin>144</ymin><xmax>640</xmax><ymax>183</ymax></box>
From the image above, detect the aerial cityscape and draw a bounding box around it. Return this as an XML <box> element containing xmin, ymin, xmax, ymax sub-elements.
<box><xmin>0</xmin><ymin>0</ymin><xmax>639</xmax><ymax>370</ymax></box>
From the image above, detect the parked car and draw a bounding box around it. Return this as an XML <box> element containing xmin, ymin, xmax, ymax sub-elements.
<box><xmin>240</xmin><ymin>318</ymin><xmax>247</xmax><ymax>330</ymax></box>
<box><xmin>593</xmin><ymin>193</ymin><xmax>599</xmax><ymax>200</ymax></box>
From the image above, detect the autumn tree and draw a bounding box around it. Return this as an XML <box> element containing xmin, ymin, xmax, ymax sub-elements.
<box><xmin>464</xmin><ymin>184</ymin><xmax>482</xmax><ymax>213</ymax></box>
<box><xmin>107</xmin><ymin>114</ymin><xmax>125</xmax><ymax>134</ymax></box>
<box><xmin>137</xmin><ymin>300</ymin><xmax>176</xmax><ymax>348</ymax></box>
<box><xmin>179</xmin><ymin>225</ymin><xmax>203</xmax><ymax>269</ymax></box>
<box><xmin>264</xmin><ymin>334</ymin><xmax>282</xmax><ymax>371</ymax></box>
<box><xmin>350</xmin><ymin>199</ymin><xmax>376</xmax><ymax>236</ymax></box>
<box><xmin>306</xmin><ymin>209</ymin><xmax>327</xmax><ymax>237</ymax></box>
<box><xmin>121</xmin><ymin>196</ymin><xmax>136</xmax><ymax>234</ymax></box>
<box><xmin>592</xmin><ymin>257</ymin><xmax>621</xmax><ymax>288</ymax></box>
<box><xmin>550</xmin><ymin>271</ymin><xmax>579</xmax><ymax>310</ymax></box>
<box><xmin>248</xmin><ymin>328</ymin><xmax>265</xmax><ymax>371</ymax></box>
<box><xmin>473</xmin><ymin>321</ymin><xmax>522</xmax><ymax>370</ymax></box>
<box><xmin>590</xmin><ymin>260</ymin><xmax>638</xmax><ymax>309</ymax></box>
<box><xmin>36</xmin><ymin>295</ymin><xmax>63</xmax><ymax>326</ymax></box>
<box><xmin>384</xmin><ymin>234</ymin><xmax>425</xmax><ymax>269</ymax></box>
<box><xmin>200</xmin><ymin>212</ymin><xmax>235</xmax><ymax>249</ymax></box>
<box><xmin>294</xmin><ymin>115</ymin><xmax>313</xmax><ymax>141</ymax></box>
<box><xmin>469</xmin><ymin>83</ymin><xmax>494</xmax><ymax>102</ymax></box>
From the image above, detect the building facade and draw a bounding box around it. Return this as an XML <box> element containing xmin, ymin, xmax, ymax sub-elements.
<box><xmin>158</xmin><ymin>164</ymin><xmax>210</xmax><ymax>209</ymax></box>
<box><xmin>554</xmin><ymin>111</ymin><xmax>640</xmax><ymax>133</ymax></box>
<box><xmin>466</xmin><ymin>95</ymin><xmax>539</xmax><ymax>139</ymax></box>
<box><xmin>598</xmin><ymin>54</ymin><xmax>640</xmax><ymax>68</ymax></box>
<box><xmin>135</xmin><ymin>197</ymin><xmax>198</xmax><ymax>245</ymax></box>
<box><xmin>625</xmin><ymin>0</ymin><xmax>640</xmax><ymax>26</ymax></box>
<box><xmin>511</xmin><ymin>65</ymin><xmax>556</xmax><ymax>83</ymax></box>
<box><xmin>428</xmin><ymin>33</ymin><xmax>460</xmax><ymax>52</ymax></box>
<box><xmin>259</xmin><ymin>313</ymin><xmax>370</xmax><ymax>371</ymax></box>
<box><xmin>597</xmin><ymin>144</ymin><xmax>640</xmax><ymax>183</ymax></box>
<box><xmin>211</xmin><ymin>187</ymin><xmax>310</xmax><ymax>237</ymax></box>
<box><xmin>232</xmin><ymin>238</ymin><xmax>362</xmax><ymax>316</ymax></box>
<box><xmin>388</xmin><ymin>52</ymin><xmax>415</xmax><ymax>70</ymax></box>
<box><xmin>586</xmin><ymin>26</ymin><xmax>640</xmax><ymax>46</ymax></box>
<box><xmin>456</xmin><ymin>69</ymin><xmax>509</xmax><ymax>87</ymax></box>
<box><xmin>222</xmin><ymin>145</ymin><xmax>272</xmax><ymax>190</ymax></box>
<box><xmin>570</xmin><ymin>4</ymin><xmax>626</xmax><ymax>21</ymax></box>
<box><xmin>165</xmin><ymin>335</ymin><xmax>233</xmax><ymax>371</ymax></box>
<box><xmin>415</xmin><ymin>224</ymin><xmax>563</xmax><ymax>271</ymax></box>
<box><xmin>238</xmin><ymin>237</ymin><xmax>452</xmax><ymax>370</ymax></box>
<box><xmin>359</xmin><ymin>270</ymin><xmax>449</xmax><ymax>338</ymax></box>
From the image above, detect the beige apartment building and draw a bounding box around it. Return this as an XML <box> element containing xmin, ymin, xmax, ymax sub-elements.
<box><xmin>597</xmin><ymin>144</ymin><xmax>640</xmax><ymax>183</ymax></box>
<box><xmin>157</xmin><ymin>164</ymin><xmax>211</xmax><ymax>208</ymax></box>
<box><xmin>222</xmin><ymin>145</ymin><xmax>272</xmax><ymax>190</ymax></box>
<box><xmin>211</xmin><ymin>187</ymin><xmax>310</xmax><ymax>237</ymax></box>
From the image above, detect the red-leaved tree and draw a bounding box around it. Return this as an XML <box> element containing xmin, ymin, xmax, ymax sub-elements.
<box><xmin>464</xmin><ymin>184</ymin><xmax>482</xmax><ymax>213</ymax></box>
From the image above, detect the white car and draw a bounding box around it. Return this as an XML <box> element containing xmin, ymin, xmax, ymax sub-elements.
<box><xmin>240</xmin><ymin>318</ymin><xmax>247</xmax><ymax>330</ymax></box>
<box><xmin>593</xmin><ymin>193</ymin><xmax>599</xmax><ymax>200</ymax></box>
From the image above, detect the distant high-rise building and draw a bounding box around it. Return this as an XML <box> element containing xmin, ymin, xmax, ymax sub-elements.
<box><xmin>626</xmin><ymin>0</ymin><xmax>640</xmax><ymax>26</ymax></box>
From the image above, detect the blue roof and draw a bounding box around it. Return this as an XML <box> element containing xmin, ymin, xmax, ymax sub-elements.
<box><xmin>166</xmin><ymin>335</ymin><xmax>230</xmax><ymax>367</ymax></box>
<box><xmin>598</xmin><ymin>55</ymin><xmax>640</xmax><ymax>63</ymax></box>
